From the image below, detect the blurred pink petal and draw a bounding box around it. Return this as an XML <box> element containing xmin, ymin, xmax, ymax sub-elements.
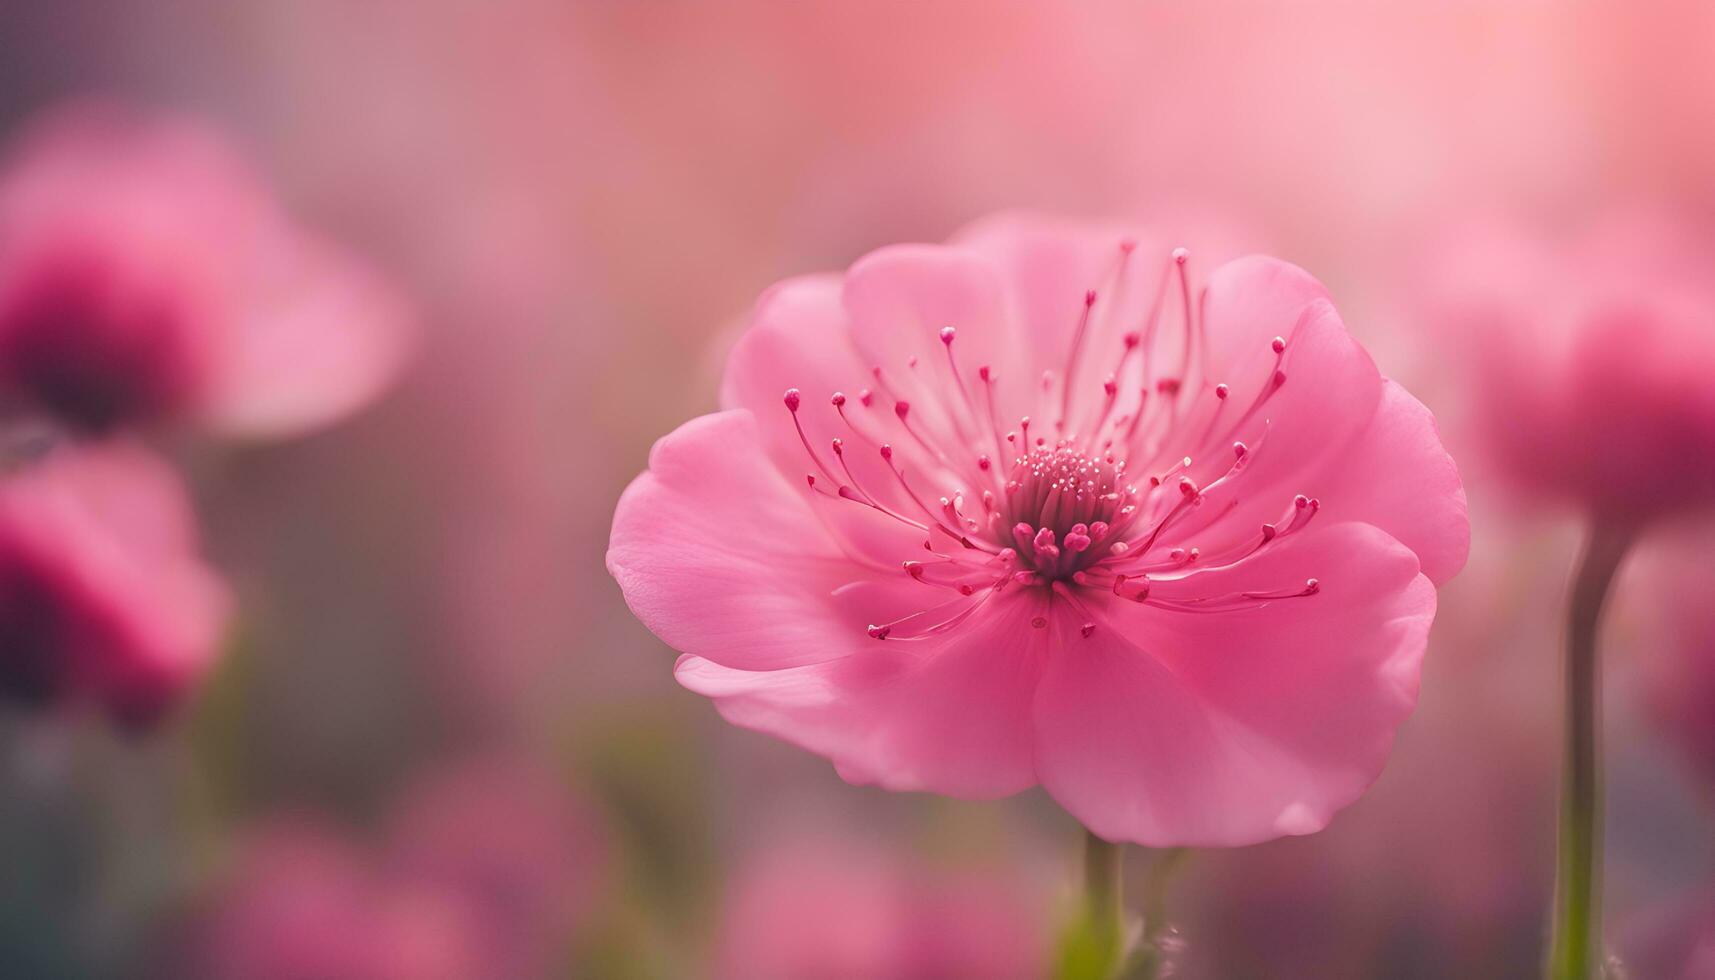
<box><xmin>187</xmin><ymin>821</ymin><xmax>392</xmax><ymax>980</ymax></box>
<box><xmin>1635</xmin><ymin>540</ymin><xmax>1715</xmax><ymax>791</ymax></box>
<box><xmin>1419</xmin><ymin>210</ymin><xmax>1715</xmax><ymax>524</ymax></box>
<box><xmin>386</xmin><ymin>757</ymin><xmax>608</xmax><ymax>979</ymax></box>
<box><xmin>0</xmin><ymin>101</ymin><xmax>411</xmax><ymax>439</ymax></box>
<box><xmin>185</xmin><ymin>758</ymin><xmax>605</xmax><ymax>980</ymax></box>
<box><xmin>610</xmin><ymin>215</ymin><xmax>1468</xmax><ymax>844</ymax></box>
<box><xmin>714</xmin><ymin>834</ymin><xmax>1050</xmax><ymax>980</ymax></box>
<box><xmin>1618</xmin><ymin>888</ymin><xmax>1715</xmax><ymax>980</ymax></box>
<box><xmin>0</xmin><ymin>441</ymin><xmax>229</xmax><ymax>727</ymax></box>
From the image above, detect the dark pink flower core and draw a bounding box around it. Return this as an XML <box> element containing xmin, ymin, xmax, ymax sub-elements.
<box><xmin>0</xmin><ymin>256</ymin><xmax>210</xmax><ymax>433</ymax></box>
<box><xmin>783</xmin><ymin>247</ymin><xmax>1322</xmax><ymax>643</ymax></box>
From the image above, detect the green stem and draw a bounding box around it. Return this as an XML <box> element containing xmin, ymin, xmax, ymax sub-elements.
<box><xmin>1129</xmin><ymin>847</ymin><xmax>1190</xmax><ymax>980</ymax></box>
<box><xmin>1084</xmin><ymin>828</ymin><xmax>1125</xmax><ymax>951</ymax></box>
<box><xmin>1548</xmin><ymin>520</ymin><xmax>1633</xmax><ymax>980</ymax></box>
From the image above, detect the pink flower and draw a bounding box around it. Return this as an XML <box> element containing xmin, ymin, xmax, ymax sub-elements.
<box><xmin>177</xmin><ymin>758</ymin><xmax>607</xmax><ymax>980</ymax></box>
<box><xmin>713</xmin><ymin>833</ymin><xmax>1051</xmax><ymax>980</ymax></box>
<box><xmin>180</xmin><ymin>758</ymin><xmax>606</xmax><ymax>980</ymax></box>
<box><xmin>609</xmin><ymin>214</ymin><xmax>1468</xmax><ymax>846</ymax></box>
<box><xmin>1421</xmin><ymin>211</ymin><xmax>1715</xmax><ymax>524</ymax></box>
<box><xmin>0</xmin><ymin>101</ymin><xmax>411</xmax><ymax>438</ymax></box>
<box><xmin>181</xmin><ymin>820</ymin><xmax>487</xmax><ymax>980</ymax></box>
<box><xmin>0</xmin><ymin>441</ymin><xmax>229</xmax><ymax>727</ymax></box>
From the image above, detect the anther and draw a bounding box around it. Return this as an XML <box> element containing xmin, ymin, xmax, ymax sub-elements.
<box><xmin>940</xmin><ymin>326</ymin><xmax>957</xmax><ymax>345</ymax></box>
<box><xmin>783</xmin><ymin>388</ymin><xmax>802</xmax><ymax>411</ymax></box>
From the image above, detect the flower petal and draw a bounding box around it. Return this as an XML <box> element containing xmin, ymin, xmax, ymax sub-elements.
<box><xmin>607</xmin><ymin>410</ymin><xmax>885</xmax><ymax>672</ymax></box>
<box><xmin>676</xmin><ymin>588</ymin><xmax>1048</xmax><ymax>799</ymax></box>
<box><xmin>1032</xmin><ymin>522</ymin><xmax>1433</xmax><ymax>846</ymax></box>
<box><xmin>1169</xmin><ymin>258</ymin><xmax>1385</xmax><ymax>552</ymax></box>
<box><xmin>200</xmin><ymin>235</ymin><xmax>414</xmax><ymax>439</ymax></box>
<box><xmin>717</xmin><ymin>274</ymin><xmax>926</xmax><ymax>561</ymax></box>
<box><xmin>1307</xmin><ymin>380</ymin><xmax>1469</xmax><ymax>585</ymax></box>
<box><xmin>842</xmin><ymin>243</ymin><xmax>1035</xmax><ymax>424</ymax></box>
<box><xmin>951</xmin><ymin>213</ymin><xmax>1159</xmax><ymax>367</ymax></box>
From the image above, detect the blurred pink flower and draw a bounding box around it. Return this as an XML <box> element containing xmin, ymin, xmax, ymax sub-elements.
<box><xmin>713</xmin><ymin>834</ymin><xmax>1050</xmax><ymax>980</ymax></box>
<box><xmin>610</xmin><ymin>214</ymin><xmax>1468</xmax><ymax>846</ymax></box>
<box><xmin>0</xmin><ymin>441</ymin><xmax>229</xmax><ymax>727</ymax></box>
<box><xmin>1422</xmin><ymin>211</ymin><xmax>1715</xmax><ymax>525</ymax></box>
<box><xmin>385</xmin><ymin>757</ymin><xmax>608</xmax><ymax>979</ymax></box>
<box><xmin>1618</xmin><ymin>888</ymin><xmax>1715</xmax><ymax>980</ymax></box>
<box><xmin>185</xmin><ymin>820</ymin><xmax>486</xmax><ymax>980</ymax></box>
<box><xmin>0</xmin><ymin>101</ymin><xmax>411</xmax><ymax>438</ymax></box>
<box><xmin>182</xmin><ymin>757</ymin><xmax>604</xmax><ymax>980</ymax></box>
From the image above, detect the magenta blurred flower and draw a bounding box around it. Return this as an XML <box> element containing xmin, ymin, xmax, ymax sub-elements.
<box><xmin>0</xmin><ymin>101</ymin><xmax>411</xmax><ymax>438</ymax></box>
<box><xmin>714</xmin><ymin>835</ymin><xmax>1050</xmax><ymax>980</ymax></box>
<box><xmin>0</xmin><ymin>441</ymin><xmax>229</xmax><ymax>727</ymax></box>
<box><xmin>1426</xmin><ymin>211</ymin><xmax>1715</xmax><ymax>524</ymax></box>
<box><xmin>185</xmin><ymin>821</ymin><xmax>487</xmax><ymax>980</ymax></box>
<box><xmin>610</xmin><ymin>214</ymin><xmax>1468</xmax><ymax>846</ymax></box>
<box><xmin>183</xmin><ymin>757</ymin><xmax>604</xmax><ymax>980</ymax></box>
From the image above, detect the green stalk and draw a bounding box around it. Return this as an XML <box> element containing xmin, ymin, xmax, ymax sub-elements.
<box><xmin>1548</xmin><ymin>520</ymin><xmax>1633</xmax><ymax>980</ymax></box>
<box><xmin>1085</xmin><ymin>828</ymin><xmax>1126</xmax><ymax>955</ymax></box>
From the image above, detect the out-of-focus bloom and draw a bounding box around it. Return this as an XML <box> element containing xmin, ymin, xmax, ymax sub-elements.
<box><xmin>1618</xmin><ymin>888</ymin><xmax>1715</xmax><ymax>980</ymax></box>
<box><xmin>385</xmin><ymin>758</ymin><xmax>607</xmax><ymax>979</ymax></box>
<box><xmin>182</xmin><ymin>821</ymin><xmax>486</xmax><ymax>980</ymax></box>
<box><xmin>1634</xmin><ymin>542</ymin><xmax>1715</xmax><ymax>790</ymax></box>
<box><xmin>179</xmin><ymin>758</ymin><xmax>604</xmax><ymax>980</ymax></box>
<box><xmin>0</xmin><ymin>441</ymin><xmax>229</xmax><ymax>727</ymax></box>
<box><xmin>0</xmin><ymin>102</ymin><xmax>411</xmax><ymax>438</ymax></box>
<box><xmin>610</xmin><ymin>214</ymin><xmax>1468</xmax><ymax>846</ymax></box>
<box><xmin>1421</xmin><ymin>211</ymin><xmax>1715</xmax><ymax>525</ymax></box>
<box><xmin>713</xmin><ymin>834</ymin><xmax>1050</xmax><ymax>980</ymax></box>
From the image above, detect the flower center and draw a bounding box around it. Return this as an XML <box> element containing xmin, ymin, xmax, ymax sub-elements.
<box><xmin>1003</xmin><ymin>446</ymin><xmax>1129</xmax><ymax>580</ymax></box>
<box><xmin>778</xmin><ymin>242</ymin><xmax>1323</xmax><ymax>641</ymax></box>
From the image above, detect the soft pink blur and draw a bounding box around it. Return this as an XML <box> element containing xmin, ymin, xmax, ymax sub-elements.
<box><xmin>0</xmin><ymin>102</ymin><xmax>411</xmax><ymax>439</ymax></box>
<box><xmin>178</xmin><ymin>756</ymin><xmax>605</xmax><ymax>980</ymax></box>
<box><xmin>1413</xmin><ymin>210</ymin><xmax>1715</xmax><ymax>525</ymax></box>
<box><xmin>714</xmin><ymin>831</ymin><xmax>1052</xmax><ymax>980</ymax></box>
<box><xmin>0</xmin><ymin>441</ymin><xmax>228</xmax><ymax>727</ymax></box>
<box><xmin>1632</xmin><ymin>536</ymin><xmax>1715</xmax><ymax>792</ymax></box>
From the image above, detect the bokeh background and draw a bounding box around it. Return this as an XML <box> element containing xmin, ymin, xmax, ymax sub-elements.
<box><xmin>2</xmin><ymin>2</ymin><xmax>1713</xmax><ymax>977</ymax></box>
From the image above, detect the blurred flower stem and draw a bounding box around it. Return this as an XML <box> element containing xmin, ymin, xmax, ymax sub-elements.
<box><xmin>1059</xmin><ymin>831</ymin><xmax>1192</xmax><ymax>980</ymax></box>
<box><xmin>1056</xmin><ymin>829</ymin><xmax>1127</xmax><ymax>979</ymax></box>
<box><xmin>1128</xmin><ymin>847</ymin><xmax>1190</xmax><ymax>979</ymax></box>
<box><xmin>1085</xmin><ymin>829</ymin><xmax>1124</xmax><ymax>949</ymax></box>
<box><xmin>1549</xmin><ymin>520</ymin><xmax>1633</xmax><ymax>980</ymax></box>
